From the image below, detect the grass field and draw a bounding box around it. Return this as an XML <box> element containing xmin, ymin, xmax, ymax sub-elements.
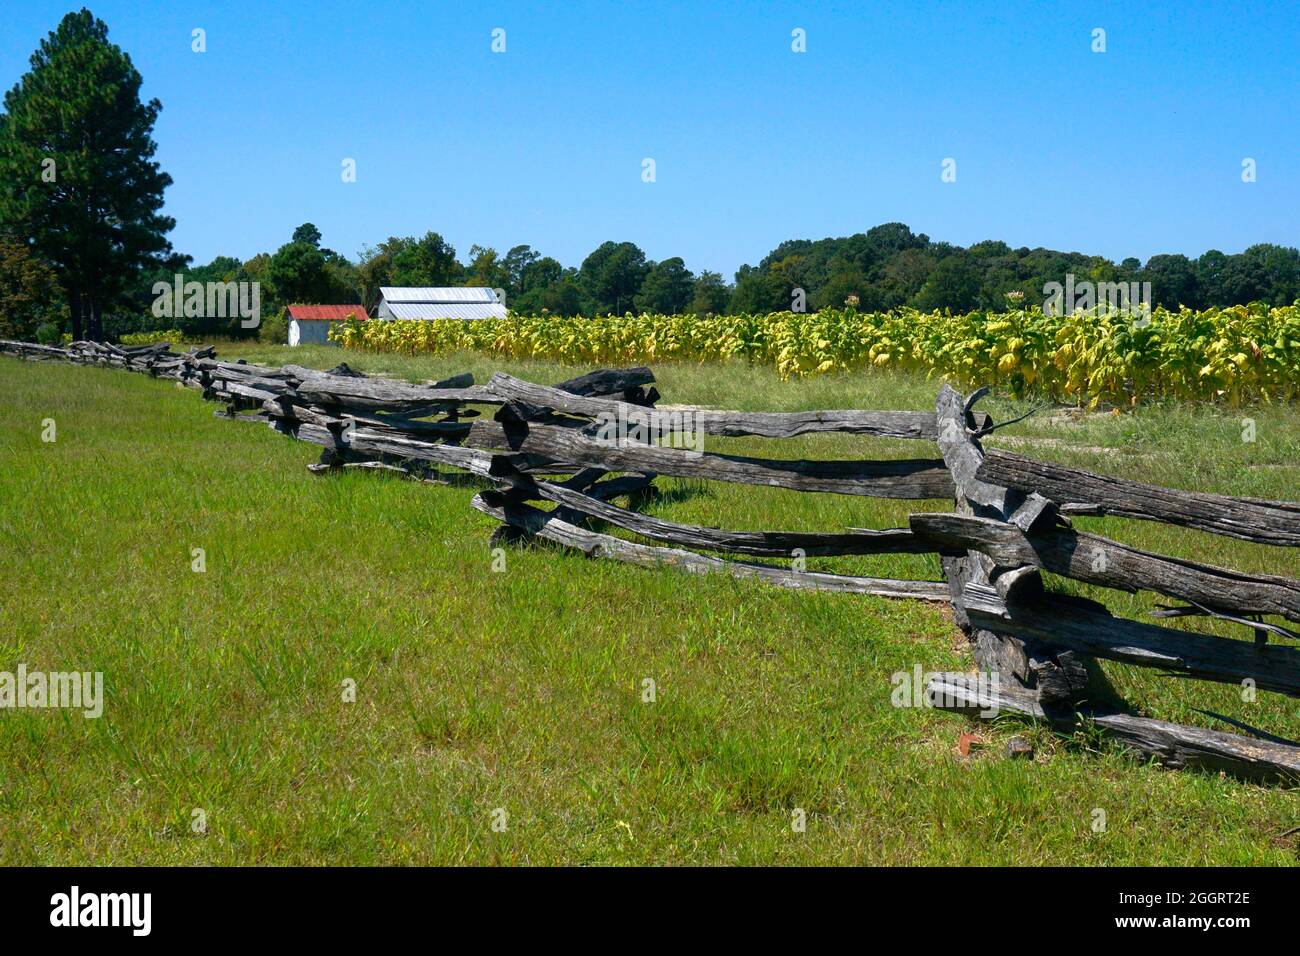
<box><xmin>2</xmin><ymin>342</ymin><xmax>1298</xmax><ymax>865</ymax></box>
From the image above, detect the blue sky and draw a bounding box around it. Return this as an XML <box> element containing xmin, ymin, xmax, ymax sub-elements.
<box><xmin>3</xmin><ymin>1</ymin><xmax>1297</xmax><ymax>276</ymax></box>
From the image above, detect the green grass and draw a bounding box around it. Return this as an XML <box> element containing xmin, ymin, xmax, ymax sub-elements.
<box><xmin>1</xmin><ymin>342</ymin><xmax>1298</xmax><ymax>865</ymax></box>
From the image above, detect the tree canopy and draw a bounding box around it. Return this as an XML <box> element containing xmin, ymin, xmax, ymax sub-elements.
<box><xmin>0</xmin><ymin>235</ymin><xmax>62</xmax><ymax>340</ymax></box>
<box><xmin>635</xmin><ymin>257</ymin><xmax>694</xmax><ymax>314</ymax></box>
<box><xmin>34</xmin><ymin>213</ymin><xmax>1300</xmax><ymax>342</ymax></box>
<box><xmin>580</xmin><ymin>241</ymin><xmax>650</xmax><ymax>315</ymax></box>
<box><xmin>0</xmin><ymin>8</ymin><xmax>174</xmax><ymax>339</ymax></box>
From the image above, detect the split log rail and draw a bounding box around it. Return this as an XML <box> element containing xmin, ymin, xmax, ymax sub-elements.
<box><xmin>5</xmin><ymin>337</ymin><xmax>1299</xmax><ymax>783</ymax></box>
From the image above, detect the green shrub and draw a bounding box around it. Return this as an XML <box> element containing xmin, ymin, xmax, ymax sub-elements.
<box><xmin>259</xmin><ymin>308</ymin><xmax>288</xmax><ymax>344</ymax></box>
<box><xmin>120</xmin><ymin>329</ymin><xmax>186</xmax><ymax>346</ymax></box>
<box><xmin>35</xmin><ymin>322</ymin><xmax>62</xmax><ymax>345</ymax></box>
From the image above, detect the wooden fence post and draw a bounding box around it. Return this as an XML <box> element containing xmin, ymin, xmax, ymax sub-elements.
<box><xmin>934</xmin><ymin>384</ymin><xmax>1088</xmax><ymax>705</ymax></box>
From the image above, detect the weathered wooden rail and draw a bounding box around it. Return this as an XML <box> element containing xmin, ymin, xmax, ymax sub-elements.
<box><xmin>5</xmin><ymin>337</ymin><xmax>1300</xmax><ymax>783</ymax></box>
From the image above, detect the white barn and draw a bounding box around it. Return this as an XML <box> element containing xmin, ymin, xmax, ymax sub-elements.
<box><xmin>376</xmin><ymin>287</ymin><xmax>507</xmax><ymax>321</ymax></box>
<box><xmin>286</xmin><ymin>304</ymin><xmax>367</xmax><ymax>346</ymax></box>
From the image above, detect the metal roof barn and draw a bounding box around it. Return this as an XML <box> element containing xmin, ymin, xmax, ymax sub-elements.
<box><xmin>381</xmin><ymin>302</ymin><xmax>508</xmax><ymax>320</ymax></box>
<box><xmin>375</xmin><ymin>287</ymin><xmax>507</xmax><ymax>321</ymax></box>
<box><xmin>286</xmin><ymin>304</ymin><xmax>367</xmax><ymax>346</ymax></box>
<box><xmin>380</xmin><ymin>287</ymin><xmax>500</xmax><ymax>303</ymax></box>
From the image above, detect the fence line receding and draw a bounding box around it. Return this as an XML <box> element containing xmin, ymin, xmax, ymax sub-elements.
<box><xmin>5</xmin><ymin>337</ymin><xmax>1300</xmax><ymax>783</ymax></box>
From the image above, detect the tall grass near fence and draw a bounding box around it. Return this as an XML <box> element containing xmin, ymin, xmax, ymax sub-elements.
<box><xmin>4</xmin><ymin>343</ymin><xmax>1300</xmax><ymax>863</ymax></box>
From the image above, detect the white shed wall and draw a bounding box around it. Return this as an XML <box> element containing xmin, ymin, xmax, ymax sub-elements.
<box><xmin>288</xmin><ymin>319</ymin><xmax>338</xmax><ymax>346</ymax></box>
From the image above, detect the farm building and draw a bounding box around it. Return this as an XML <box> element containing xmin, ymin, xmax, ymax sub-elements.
<box><xmin>286</xmin><ymin>304</ymin><xmax>367</xmax><ymax>346</ymax></box>
<box><xmin>375</xmin><ymin>287</ymin><xmax>507</xmax><ymax>321</ymax></box>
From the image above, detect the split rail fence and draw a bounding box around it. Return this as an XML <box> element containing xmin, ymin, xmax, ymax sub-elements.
<box><xmin>6</xmin><ymin>337</ymin><xmax>1300</xmax><ymax>782</ymax></box>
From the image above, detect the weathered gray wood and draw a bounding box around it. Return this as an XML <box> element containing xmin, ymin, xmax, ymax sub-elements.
<box><xmin>573</xmin><ymin>472</ymin><xmax>658</xmax><ymax>501</ymax></box>
<box><xmin>209</xmin><ymin>378</ymin><xmax>287</xmax><ymax>403</ymax></box>
<box><xmin>307</xmin><ymin>460</ymin><xmax>448</xmax><ymax>484</ymax></box>
<box><xmin>487</xmin><ymin>371</ymin><xmax>987</xmax><ymax>440</ymax></box>
<box><xmin>0</xmin><ymin>340</ymin><xmax>70</xmax><ymax>357</ymax></box>
<box><xmin>469</xmin><ymin>417</ymin><xmax>602</xmax><ymax>450</ymax></box>
<box><xmin>262</xmin><ymin>397</ymin><xmax>474</xmax><ymax>439</ymax></box>
<box><xmin>196</xmin><ymin>360</ymin><xmax>299</xmax><ymax>381</ymax></box>
<box><xmin>1151</xmin><ymin>604</ymin><xmax>1300</xmax><ymax>642</ymax></box>
<box><xmin>515</xmin><ymin>464</ymin><xmax>658</xmax><ymax>529</ymax></box>
<box><xmin>934</xmin><ymin>385</ymin><xmax>1020</xmax><ymax>515</ymax></box>
<box><xmin>928</xmin><ymin>672</ymin><xmax>1300</xmax><ymax>782</ymax></box>
<box><xmin>282</xmin><ymin>364</ymin><xmax>497</xmax><ymax>411</ymax></box>
<box><xmin>467</xmin><ymin>419</ymin><xmax>955</xmax><ymax>499</ymax></box>
<box><xmin>119</xmin><ymin>341</ymin><xmax>172</xmax><ymax>357</ymax></box>
<box><xmin>488</xmin><ymin>467</ymin><xmax>931</xmax><ymax>557</ymax></box>
<box><xmin>293</xmin><ymin>422</ymin><xmax>499</xmax><ymax>479</ymax></box>
<box><xmin>962</xmin><ymin>582</ymin><xmax>1300</xmax><ymax>697</ymax></box>
<box><xmin>933</xmin><ymin>385</ymin><xmax>1071</xmax><ymax>698</ymax></box>
<box><xmin>1008</xmin><ymin>491</ymin><xmax>1054</xmax><ymax>532</ymax></box>
<box><xmin>283</xmin><ymin>364</ymin><xmax>472</xmax><ymax>390</ymax></box>
<box><xmin>911</xmin><ymin>512</ymin><xmax>1300</xmax><ymax>624</ymax></box>
<box><xmin>292</xmin><ymin>421</ymin><xmax>588</xmax><ymax>478</ymax></box>
<box><xmin>322</xmin><ymin>361</ymin><xmax>369</xmax><ymax>378</ymax></box>
<box><xmin>260</xmin><ymin>398</ymin><xmax>342</xmax><ymax>430</ymax></box>
<box><xmin>550</xmin><ymin>366</ymin><xmax>655</xmax><ymax>398</ymax></box>
<box><xmin>215</xmin><ymin>409</ymin><xmax>266</xmax><ymax>424</ymax></box>
<box><xmin>338</xmin><ymin>409</ymin><xmax>473</xmax><ymax>438</ymax></box>
<box><xmin>471</xmin><ymin>494</ymin><xmax>950</xmax><ymax>601</ymax></box>
<box><xmin>979</xmin><ymin>449</ymin><xmax>1300</xmax><ymax>547</ymax></box>
<box><xmin>993</xmin><ymin>564</ymin><xmax>1045</xmax><ymax>603</ymax></box>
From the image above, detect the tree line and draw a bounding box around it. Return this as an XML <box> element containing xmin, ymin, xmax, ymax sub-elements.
<box><xmin>128</xmin><ymin>221</ymin><xmax>1300</xmax><ymax>341</ymax></box>
<box><xmin>1</xmin><ymin>11</ymin><xmax>1298</xmax><ymax>345</ymax></box>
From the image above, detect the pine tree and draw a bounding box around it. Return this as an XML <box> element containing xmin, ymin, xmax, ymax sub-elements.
<box><xmin>0</xmin><ymin>9</ymin><xmax>174</xmax><ymax>340</ymax></box>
